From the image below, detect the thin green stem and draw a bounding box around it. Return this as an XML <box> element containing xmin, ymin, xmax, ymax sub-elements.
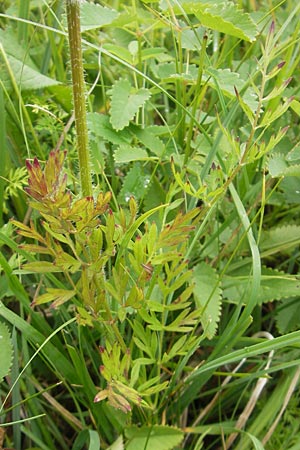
<box><xmin>184</xmin><ymin>35</ymin><xmax>208</xmax><ymax>164</ymax></box>
<box><xmin>0</xmin><ymin>84</ymin><xmax>6</xmax><ymax>226</ymax></box>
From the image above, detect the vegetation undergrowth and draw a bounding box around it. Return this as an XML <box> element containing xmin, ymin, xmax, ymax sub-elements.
<box><xmin>1</xmin><ymin>0</ymin><xmax>300</xmax><ymax>449</ymax></box>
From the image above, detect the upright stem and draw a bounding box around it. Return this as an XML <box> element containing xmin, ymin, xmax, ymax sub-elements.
<box><xmin>66</xmin><ymin>0</ymin><xmax>92</xmax><ymax>197</ymax></box>
<box><xmin>0</xmin><ymin>84</ymin><xmax>6</xmax><ymax>226</ymax></box>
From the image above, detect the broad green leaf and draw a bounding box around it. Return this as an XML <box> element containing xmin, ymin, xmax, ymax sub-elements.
<box><xmin>273</xmin><ymin>177</ymin><xmax>300</xmax><ymax>205</ymax></box>
<box><xmin>80</xmin><ymin>3</ymin><xmax>119</xmax><ymax>31</ymax></box>
<box><xmin>110</xmin><ymin>79</ymin><xmax>151</xmax><ymax>131</ymax></box>
<box><xmin>286</xmin><ymin>144</ymin><xmax>300</xmax><ymax>161</ymax></box>
<box><xmin>276</xmin><ymin>297</ymin><xmax>300</xmax><ymax>334</ymax></box>
<box><xmin>0</xmin><ymin>29</ymin><xmax>60</xmax><ymax>91</ymax></box>
<box><xmin>128</xmin><ymin>40</ymin><xmax>139</xmax><ymax>58</ymax></box>
<box><xmin>87</xmin><ymin>113</ymin><xmax>131</xmax><ymax>145</ymax></box>
<box><xmin>192</xmin><ymin>262</ymin><xmax>221</xmax><ymax>339</ymax></box>
<box><xmin>118</xmin><ymin>163</ymin><xmax>150</xmax><ymax>204</ymax></box>
<box><xmin>114</xmin><ymin>145</ymin><xmax>149</xmax><ymax>163</ymax></box>
<box><xmin>160</xmin><ymin>1</ymin><xmax>258</xmax><ymax>42</ymax></box>
<box><xmin>157</xmin><ymin>62</ymin><xmax>198</xmax><ymax>82</ymax></box>
<box><xmin>0</xmin><ymin>321</ymin><xmax>13</xmax><ymax>382</ymax></box>
<box><xmin>181</xmin><ymin>27</ymin><xmax>208</xmax><ymax>50</ymax></box>
<box><xmin>103</xmin><ymin>43</ymin><xmax>133</xmax><ymax>64</ymax></box>
<box><xmin>87</xmin><ymin>430</ymin><xmax>101</xmax><ymax>450</ymax></box>
<box><xmin>260</xmin><ymin>224</ymin><xmax>300</xmax><ymax>257</ymax></box>
<box><xmin>223</xmin><ymin>266</ymin><xmax>300</xmax><ymax>305</ymax></box>
<box><xmin>125</xmin><ymin>425</ymin><xmax>183</xmax><ymax>450</ymax></box>
<box><xmin>1</xmin><ymin>53</ymin><xmax>60</xmax><ymax>92</ymax></box>
<box><xmin>268</xmin><ymin>153</ymin><xmax>300</xmax><ymax>178</ymax></box>
<box><xmin>144</xmin><ymin>177</ymin><xmax>166</xmax><ymax>211</ymax></box>
<box><xmin>204</xmin><ymin>67</ymin><xmax>258</xmax><ymax>112</ymax></box>
<box><xmin>141</xmin><ymin>47</ymin><xmax>168</xmax><ymax>62</ymax></box>
<box><xmin>192</xmin><ymin>2</ymin><xmax>258</xmax><ymax>42</ymax></box>
<box><xmin>129</xmin><ymin>125</ymin><xmax>165</xmax><ymax>157</ymax></box>
<box><xmin>107</xmin><ymin>435</ymin><xmax>124</xmax><ymax>450</ymax></box>
<box><xmin>268</xmin><ymin>153</ymin><xmax>287</xmax><ymax>177</ymax></box>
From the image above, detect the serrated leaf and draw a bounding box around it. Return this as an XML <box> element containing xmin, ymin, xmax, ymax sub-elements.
<box><xmin>110</xmin><ymin>79</ymin><xmax>151</xmax><ymax>131</ymax></box>
<box><xmin>260</xmin><ymin>224</ymin><xmax>300</xmax><ymax>257</ymax></box>
<box><xmin>286</xmin><ymin>144</ymin><xmax>300</xmax><ymax>162</ymax></box>
<box><xmin>0</xmin><ymin>321</ymin><xmax>13</xmax><ymax>382</ymax></box>
<box><xmin>160</xmin><ymin>1</ymin><xmax>258</xmax><ymax>42</ymax></box>
<box><xmin>80</xmin><ymin>3</ymin><xmax>119</xmax><ymax>31</ymax></box>
<box><xmin>193</xmin><ymin>2</ymin><xmax>258</xmax><ymax>42</ymax></box>
<box><xmin>192</xmin><ymin>262</ymin><xmax>222</xmax><ymax>339</ymax></box>
<box><xmin>280</xmin><ymin>165</ymin><xmax>300</xmax><ymax>177</ymax></box>
<box><xmin>114</xmin><ymin>145</ymin><xmax>149</xmax><ymax>163</ymax></box>
<box><xmin>223</xmin><ymin>266</ymin><xmax>300</xmax><ymax>305</ymax></box>
<box><xmin>125</xmin><ymin>425</ymin><xmax>183</xmax><ymax>450</ymax></box>
<box><xmin>87</xmin><ymin>113</ymin><xmax>131</xmax><ymax>145</ymax></box>
<box><xmin>130</xmin><ymin>125</ymin><xmax>165</xmax><ymax>157</ymax></box>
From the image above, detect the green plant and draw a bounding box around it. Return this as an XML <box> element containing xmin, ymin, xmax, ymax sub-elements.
<box><xmin>1</xmin><ymin>0</ymin><xmax>300</xmax><ymax>449</ymax></box>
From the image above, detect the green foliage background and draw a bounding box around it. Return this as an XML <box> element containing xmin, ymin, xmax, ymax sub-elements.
<box><xmin>0</xmin><ymin>1</ymin><xmax>300</xmax><ymax>449</ymax></box>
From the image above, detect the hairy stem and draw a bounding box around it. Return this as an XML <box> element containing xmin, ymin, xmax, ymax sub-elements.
<box><xmin>66</xmin><ymin>0</ymin><xmax>92</xmax><ymax>197</ymax></box>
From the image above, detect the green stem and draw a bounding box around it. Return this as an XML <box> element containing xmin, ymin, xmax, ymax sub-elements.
<box><xmin>184</xmin><ymin>34</ymin><xmax>207</xmax><ymax>164</ymax></box>
<box><xmin>66</xmin><ymin>0</ymin><xmax>92</xmax><ymax>197</ymax></box>
<box><xmin>0</xmin><ymin>84</ymin><xmax>6</xmax><ymax>226</ymax></box>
